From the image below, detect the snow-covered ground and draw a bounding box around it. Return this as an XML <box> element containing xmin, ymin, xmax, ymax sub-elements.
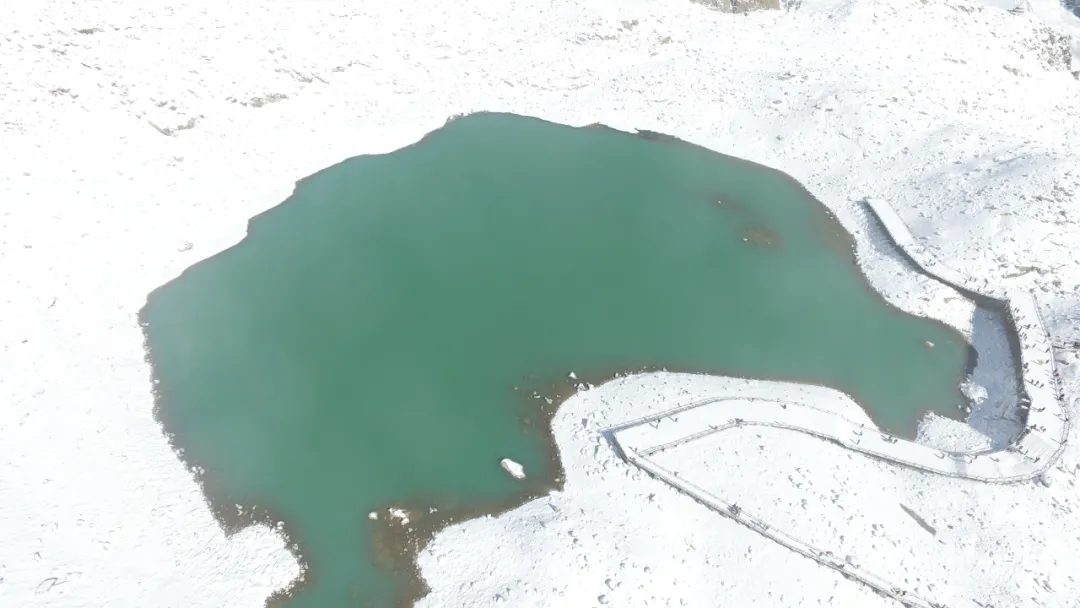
<box><xmin>1</xmin><ymin>0</ymin><xmax>1078</xmax><ymax>606</ymax></box>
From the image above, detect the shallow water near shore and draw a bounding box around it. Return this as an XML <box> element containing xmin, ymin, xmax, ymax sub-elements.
<box><xmin>140</xmin><ymin>112</ymin><xmax>971</xmax><ymax>607</ymax></box>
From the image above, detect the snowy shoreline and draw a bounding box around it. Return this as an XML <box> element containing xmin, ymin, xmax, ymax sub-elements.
<box><xmin>2</xmin><ymin>0</ymin><xmax>1078</xmax><ymax>606</ymax></box>
<box><xmin>608</xmin><ymin>199</ymin><xmax>1066</xmax><ymax>608</ymax></box>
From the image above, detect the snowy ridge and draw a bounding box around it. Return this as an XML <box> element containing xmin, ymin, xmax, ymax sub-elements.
<box><xmin>609</xmin><ymin>200</ymin><xmax>1068</xmax><ymax>608</ymax></box>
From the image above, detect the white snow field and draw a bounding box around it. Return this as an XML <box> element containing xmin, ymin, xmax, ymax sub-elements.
<box><xmin>1</xmin><ymin>0</ymin><xmax>1078</xmax><ymax>607</ymax></box>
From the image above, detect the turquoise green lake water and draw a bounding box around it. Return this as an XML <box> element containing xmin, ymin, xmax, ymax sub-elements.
<box><xmin>140</xmin><ymin>113</ymin><xmax>971</xmax><ymax>607</ymax></box>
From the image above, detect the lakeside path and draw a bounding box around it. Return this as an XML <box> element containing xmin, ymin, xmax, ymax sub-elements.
<box><xmin>608</xmin><ymin>200</ymin><xmax>1068</xmax><ymax>608</ymax></box>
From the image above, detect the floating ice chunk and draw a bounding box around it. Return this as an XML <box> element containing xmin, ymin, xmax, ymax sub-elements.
<box><xmin>924</xmin><ymin>340</ymin><xmax>935</xmax><ymax>348</ymax></box>
<box><xmin>961</xmin><ymin>379</ymin><xmax>988</xmax><ymax>405</ymax></box>
<box><xmin>388</xmin><ymin>507</ymin><xmax>410</xmax><ymax>525</ymax></box>
<box><xmin>500</xmin><ymin>458</ymin><xmax>526</xmax><ymax>479</ymax></box>
<box><xmin>367</xmin><ymin>511</ymin><xmax>378</xmax><ymax>521</ymax></box>
<box><xmin>568</xmin><ymin>371</ymin><xmax>578</xmax><ymax>380</ymax></box>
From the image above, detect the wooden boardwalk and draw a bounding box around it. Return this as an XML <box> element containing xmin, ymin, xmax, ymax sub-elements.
<box><xmin>609</xmin><ymin>200</ymin><xmax>1068</xmax><ymax>608</ymax></box>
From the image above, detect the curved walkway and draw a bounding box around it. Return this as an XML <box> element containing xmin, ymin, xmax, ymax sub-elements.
<box><xmin>607</xmin><ymin>200</ymin><xmax>1068</xmax><ymax>608</ymax></box>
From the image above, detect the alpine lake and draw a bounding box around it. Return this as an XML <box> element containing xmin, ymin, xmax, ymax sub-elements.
<box><xmin>140</xmin><ymin>113</ymin><xmax>972</xmax><ymax>607</ymax></box>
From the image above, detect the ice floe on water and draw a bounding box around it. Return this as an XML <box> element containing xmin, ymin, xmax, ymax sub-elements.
<box><xmin>500</xmin><ymin>459</ymin><xmax>526</xmax><ymax>480</ymax></box>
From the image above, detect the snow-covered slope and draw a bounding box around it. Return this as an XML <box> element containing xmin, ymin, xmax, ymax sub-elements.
<box><xmin>1</xmin><ymin>0</ymin><xmax>1077</xmax><ymax>606</ymax></box>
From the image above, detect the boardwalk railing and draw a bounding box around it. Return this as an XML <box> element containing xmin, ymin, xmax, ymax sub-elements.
<box><xmin>608</xmin><ymin>200</ymin><xmax>1068</xmax><ymax>608</ymax></box>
